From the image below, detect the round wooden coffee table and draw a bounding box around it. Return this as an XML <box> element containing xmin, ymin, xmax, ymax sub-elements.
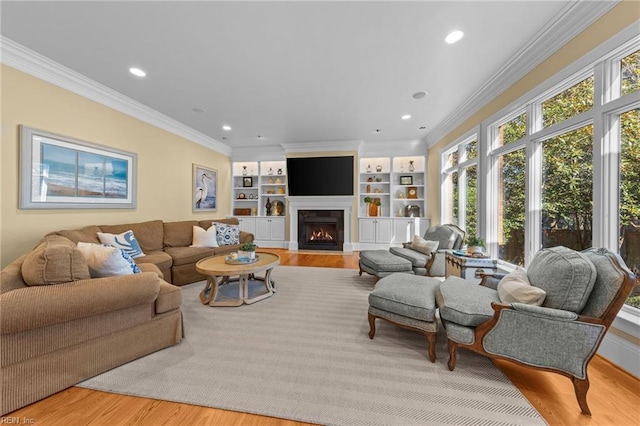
<box><xmin>196</xmin><ymin>252</ymin><xmax>280</xmax><ymax>307</ymax></box>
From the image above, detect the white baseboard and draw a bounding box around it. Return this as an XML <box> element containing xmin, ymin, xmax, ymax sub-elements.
<box><xmin>597</xmin><ymin>331</ymin><xmax>640</xmax><ymax>378</ymax></box>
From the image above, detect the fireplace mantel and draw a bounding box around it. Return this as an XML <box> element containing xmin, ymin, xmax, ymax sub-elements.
<box><xmin>287</xmin><ymin>196</ymin><xmax>354</xmax><ymax>252</ymax></box>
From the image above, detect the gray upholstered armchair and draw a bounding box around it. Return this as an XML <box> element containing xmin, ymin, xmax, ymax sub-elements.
<box><xmin>390</xmin><ymin>224</ymin><xmax>465</xmax><ymax>276</ymax></box>
<box><xmin>436</xmin><ymin>246</ymin><xmax>635</xmax><ymax>416</ymax></box>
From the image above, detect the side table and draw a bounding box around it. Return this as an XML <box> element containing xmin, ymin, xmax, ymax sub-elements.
<box><xmin>445</xmin><ymin>252</ymin><xmax>498</xmax><ymax>284</ymax></box>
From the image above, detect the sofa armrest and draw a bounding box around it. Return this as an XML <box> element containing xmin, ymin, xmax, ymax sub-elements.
<box><xmin>0</xmin><ymin>272</ymin><xmax>161</xmax><ymax>334</ymax></box>
<box><xmin>137</xmin><ymin>262</ymin><xmax>164</xmax><ymax>279</ymax></box>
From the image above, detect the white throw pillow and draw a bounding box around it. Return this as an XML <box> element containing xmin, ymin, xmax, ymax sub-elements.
<box><xmin>410</xmin><ymin>235</ymin><xmax>439</xmax><ymax>255</ymax></box>
<box><xmin>497</xmin><ymin>267</ymin><xmax>546</xmax><ymax>306</ymax></box>
<box><xmin>97</xmin><ymin>230</ymin><xmax>145</xmax><ymax>258</ymax></box>
<box><xmin>77</xmin><ymin>242</ymin><xmax>141</xmax><ymax>278</ymax></box>
<box><xmin>190</xmin><ymin>225</ymin><xmax>219</xmax><ymax>248</ymax></box>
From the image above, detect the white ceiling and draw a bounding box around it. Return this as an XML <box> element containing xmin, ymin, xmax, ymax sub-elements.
<box><xmin>0</xmin><ymin>1</ymin><xmax>613</xmax><ymax>152</ymax></box>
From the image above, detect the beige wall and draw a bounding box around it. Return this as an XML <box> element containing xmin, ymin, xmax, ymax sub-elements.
<box><xmin>1</xmin><ymin>65</ymin><xmax>231</xmax><ymax>267</ymax></box>
<box><xmin>426</xmin><ymin>0</ymin><xmax>639</xmax><ymax>224</ymax></box>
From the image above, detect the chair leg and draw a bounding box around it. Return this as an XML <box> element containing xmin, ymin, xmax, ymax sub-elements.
<box><xmin>572</xmin><ymin>375</ymin><xmax>592</xmax><ymax>416</ymax></box>
<box><xmin>426</xmin><ymin>332</ymin><xmax>436</xmax><ymax>363</ymax></box>
<box><xmin>447</xmin><ymin>339</ymin><xmax>458</xmax><ymax>371</ymax></box>
<box><xmin>368</xmin><ymin>312</ymin><xmax>376</xmax><ymax>339</ymax></box>
<box><xmin>359</xmin><ymin>265</ymin><xmax>363</xmax><ymax>276</ymax></box>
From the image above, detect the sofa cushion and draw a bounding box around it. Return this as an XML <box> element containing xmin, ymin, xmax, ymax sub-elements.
<box><xmin>497</xmin><ymin>267</ymin><xmax>546</xmax><ymax>306</ymax></box>
<box><xmin>76</xmin><ymin>243</ymin><xmax>141</xmax><ymax>277</ymax></box>
<box><xmin>216</xmin><ymin>223</ymin><xmax>240</xmax><ymax>246</ymax></box>
<box><xmin>134</xmin><ymin>251</ymin><xmax>173</xmax><ymax>271</ymax></box>
<box><xmin>527</xmin><ymin>246</ymin><xmax>596</xmax><ymax>312</ymax></box>
<box><xmin>191</xmin><ymin>225</ymin><xmax>219</xmax><ymax>248</ymax></box>
<box><xmin>163</xmin><ymin>220</ymin><xmax>199</xmax><ymax>248</ymax></box>
<box><xmin>389</xmin><ymin>247</ymin><xmax>430</xmax><ymax>268</ymax></box>
<box><xmin>369</xmin><ymin>275</ymin><xmax>440</xmax><ymax>322</ymax></box>
<box><xmin>199</xmin><ymin>218</ymin><xmax>240</xmax><ymax>230</ymax></box>
<box><xmin>22</xmin><ymin>242</ymin><xmax>91</xmax><ymax>286</ymax></box>
<box><xmin>99</xmin><ymin>220</ymin><xmax>164</xmax><ymax>252</ymax></box>
<box><xmin>165</xmin><ymin>246</ymin><xmax>216</xmax><ymax>266</ymax></box>
<box><xmin>97</xmin><ymin>230</ymin><xmax>145</xmax><ymax>258</ymax></box>
<box><xmin>437</xmin><ymin>276</ymin><xmax>501</xmax><ymax>327</ymax></box>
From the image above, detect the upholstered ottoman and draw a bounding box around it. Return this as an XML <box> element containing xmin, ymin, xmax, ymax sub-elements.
<box><xmin>359</xmin><ymin>250</ymin><xmax>414</xmax><ymax>280</ymax></box>
<box><xmin>368</xmin><ymin>274</ymin><xmax>441</xmax><ymax>362</ymax></box>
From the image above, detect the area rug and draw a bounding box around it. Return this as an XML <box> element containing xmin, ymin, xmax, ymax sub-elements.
<box><xmin>79</xmin><ymin>266</ymin><xmax>546</xmax><ymax>426</ymax></box>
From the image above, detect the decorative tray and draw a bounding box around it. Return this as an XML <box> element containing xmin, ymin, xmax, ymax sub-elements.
<box><xmin>225</xmin><ymin>255</ymin><xmax>259</xmax><ymax>265</ymax></box>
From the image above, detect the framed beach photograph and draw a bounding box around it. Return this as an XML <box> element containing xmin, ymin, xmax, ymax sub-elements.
<box><xmin>193</xmin><ymin>164</ymin><xmax>218</xmax><ymax>212</ymax></box>
<box><xmin>19</xmin><ymin>126</ymin><xmax>137</xmax><ymax>209</ymax></box>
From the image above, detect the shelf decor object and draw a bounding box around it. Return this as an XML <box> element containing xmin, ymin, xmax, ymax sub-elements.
<box><xmin>400</xmin><ymin>175</ymin><xmax>413</xmax><ymax>185</ymax></box>
<box><xmin>407</xmin><ymin>186</ymin><xmax>418</xmax><ymax>199</ymax></box>
<box><xmin>243</xmin><ymin>177</ymin><xmax>253</xmax><ymax>187</ymax></box>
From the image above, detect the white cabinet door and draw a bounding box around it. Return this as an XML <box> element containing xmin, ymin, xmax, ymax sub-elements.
<box><xmin>393</xmin><ymin>218</ymin><xmax>414</xmax><ymax>244</ymax></box>
<box><xmin>237</xmin><ymin>217</ymin><xmax>256</xmax><ymax>235</ymax></box>
<box><xmin>375</xmin><ymin>219</ymin><xmax>393</xmax><ymax>243</ymax></box>
<box><xmin>255</xmin><ymin>217</ymin><xmax>285</xmax><ymax>241</ymax></box>
<box><xmin>359</xmin><ymin>219</ymin><xmax>377</xmax><ymax>243</ymax></box>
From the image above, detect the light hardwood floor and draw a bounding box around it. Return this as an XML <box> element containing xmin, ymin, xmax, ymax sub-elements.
<box><xmin>9</xmin><ymin>249</ymin><xmax>639</xmax><ymax>425</ymax></box>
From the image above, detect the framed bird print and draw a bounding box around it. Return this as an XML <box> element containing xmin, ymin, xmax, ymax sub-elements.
<box><xmin>193</xmin><ymin>164</ymin><xmax>217</xmax><ymax>212</ymax></box>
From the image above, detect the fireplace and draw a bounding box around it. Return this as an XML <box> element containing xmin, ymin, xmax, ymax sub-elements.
<box><xmin>298</xmin><ymin>210</ymin><xmax>344</xmax><ymax>251</ymax></box>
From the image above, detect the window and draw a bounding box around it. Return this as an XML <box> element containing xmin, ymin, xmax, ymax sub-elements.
<box><xmin>619</xmin><ymin>108</ymin><xmax>640</xmax><ymax>308</ymax></box>
<box><xmin>498</xmin><ymin>113</ymin><xmax>526</xmax><ymax>146</ymax></box>
<box><xmin>541</xmin><ymin>125</ymin><xmax>593</xmax><ymax>251</ymax></box>
<box><xmin>542</xmin><ymin>76</ymin><xmax>594</xmax><ymax>127</ymax></box>
<box><xmin>621</xmin><ymin>49</ymin><xmax>640</xmax><ymax>96</ymax></box>
<box><xmin>442</xmin><ymin>135</ymin><xmax>478</xmax><ymax>237</ymax></box>
<box><xmin>497</xmin><ymin>149</ymin><xmax>526</xmax><ymax>266</ymax></box>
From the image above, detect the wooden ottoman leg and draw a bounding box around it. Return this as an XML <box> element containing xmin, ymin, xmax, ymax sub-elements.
<box><xmin>368</xmin><ymin>312</ymin><xmax>376</xmax><ymax>339</ymax></box>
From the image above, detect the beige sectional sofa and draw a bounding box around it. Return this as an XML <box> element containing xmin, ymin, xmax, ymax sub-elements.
<box><xmin>0</xmin><ymin>217</ymin><xmax>254</xmax><ymax>415</ymax></box>
<box><xmin>48</xmin><ymin>217</ymin><xmax>254</xmax><ymax>285</ymax></box>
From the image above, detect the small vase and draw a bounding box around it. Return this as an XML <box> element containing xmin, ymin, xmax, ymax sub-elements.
<box><xmin>366</xmin><ymin>164</ymin><xmax>372</xmax><ymax>173</ymax></box>
<box><xmin>242</xmin><ymin>166</ymin><xmax>248</xmax><ymax>176</ymax></box>
<box><xmin>377</xmin><ymin>206</ymin><xmax>382</xmax><ymax>216</ymax></box>
<box><xmin>277</xmin><ymin>168</ymin><xmax>283</xmax><ymax>175</ymax></box>
<box><xmin>268</xmin><ymin>168</ymin><xmax>273</xmax><ymax>175</ymax></box>
<box><xmin>369</xmin><ymin>202</ymin><xmax>378</xmax><ymax>217</ymax></box>
<box><xmin>408</xmin><ymin>160</ymin><xmax>415</xmax><ymax>172</ymax></box>
<box><xmin>376</xmin><ymin>165</ymin><xmax>382</xmax><ymax>172</ymax></box>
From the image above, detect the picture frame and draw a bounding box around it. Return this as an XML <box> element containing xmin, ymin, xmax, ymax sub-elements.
<box><xmin>19</xmin><ymin>125</ymin><xmax>137</xmax><ymax>209</ymax></box>
<box><xmin>243</xmin><ymin>177</ymin><xmax>253</xmax><ymax>187</ymax></box>
<box><xmin>193</xmin><ymin>164</ymin><xmax>218</xmax><ymax>212</ymax></box>
<box><xmin>400</xmin><ymin>175</ymin><xmax>413</xmax><ymax>185</ymax></box>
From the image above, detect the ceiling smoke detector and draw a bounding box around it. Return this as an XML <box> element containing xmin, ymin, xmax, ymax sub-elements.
<box><xmin>412</xmin><ymin>91</ymin><xmax>427</xmax><ymax>99</ymax></box>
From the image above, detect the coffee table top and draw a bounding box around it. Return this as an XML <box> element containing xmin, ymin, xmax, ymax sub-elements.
<box><xmin>196</xmin><ymin>252</ymin><xmax>280</xmax><ymax>276</ymax></box>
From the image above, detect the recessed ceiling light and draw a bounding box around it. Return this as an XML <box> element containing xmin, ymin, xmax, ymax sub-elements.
<box><xmin>373</xmin><ymin>129</ymin><xmax>382</xmax><ymax>133</ymax></box>
<box><xmin>222</xmin><ymin>125</ymin><xmax>232</xmax><ymax>131</ymax></box>
<box><xmin>413</xmin><ymin>91</ymin><xmax>427</xmax><ymax>99</ymax></box>
<box><xmin>129</xmin><ymin>67</ymin><xmax>146</xmax><ymax>77</ymax></box>
<box><xmin>402</xmin><ymin>114</ymin><xmax>411</xmax><ymax>120</ymax></box>
<box><xmin>445</xmin><ymin>30</ymin><xmax>464</xmax><ymax>44</ymax></box>
<box><xmin>192</xmin><ymin>107</ymin><xmax>205</xmax><ymax>113</ymax></box>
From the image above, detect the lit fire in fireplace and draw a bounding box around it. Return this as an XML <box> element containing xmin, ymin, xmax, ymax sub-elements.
<box><xmin>309</xmin><ymin>229</ymin><xmax>334</xmax><ymax>241</ymax></box>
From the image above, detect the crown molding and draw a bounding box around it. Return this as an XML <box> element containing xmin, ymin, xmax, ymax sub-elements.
<box><xmin>358</xmin><ymin>139</ymin><xmax>426</xmax><ymax>157</ymax></box>
<box><xmin>231</xmin><ymin>145</ymin><xmax>286</xmax><ymax>162</ymax></box>
<box><xmin>281</xmin><ymin>140</ymin><xmax>363</xmax><ymax>154</ymax></box>
<box><xmin>1</xmin><ymin>36</ymin><xmax>232</xmax><ymax>156</ymax></box>
<box><xmin>425</xmin><ymin>0</ymin><xmax>620</xmax><ymax>147</ymax></box>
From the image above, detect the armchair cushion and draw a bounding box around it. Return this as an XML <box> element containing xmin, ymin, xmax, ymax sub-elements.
<box><xmin>408</xmin><ymin>236</ymin><xmax>439</xmax><ymax>255</ymax></box>
<box><xmin>497</xmin><ymin>267</ymin><xmax>546</xmax><ymax>306</ymax></box>
<box><xmin>422</xmin><ymin>225</ymin><xmax>458</xmax><ymax>250</ymax></box>
<box><xmin>389</xmin><ymin>247</ymin><xmax>431</xmax><ymax>268</ymax></box>
<box><xmin>437</xmin><ymin>276</ymin><xmax>501</xmax><ymax>326</ymax></box>
<box><xmin>527</xmin><ymin>246</ymin><xmax>596</xmax><ymax>313</ymax></box>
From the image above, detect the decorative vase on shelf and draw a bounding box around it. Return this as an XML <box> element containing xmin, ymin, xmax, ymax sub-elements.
<box><xmin>366</xmin><ymin>184</ymin><xmax>371</xmax><ymax>193</ymax></box>
<box><xmin>277</xmin><ymin>168</ymin><xmax>283</xmax><ymax>175</ymax></box>
<box><xmin>265</xmin><ymin>197</ymin><xmax>272</xmax><ymax>216</ymax></box>
<box><xmin>242</xmin><ymin>166</ymin><xmax>248</xmax><ymax>176</ymax></box>
<box><xmin>376</xmin><ymin>165</ymin><xmax>382</xmax><ymax>172</ymax></box>
<box><xmin>409</xmin><ymin>160</ymin><xmax>415</xmax><ymax>172</ymax></box>
<box><xmin>377</xmin><ymin>205</ymin><xmax>382</xmax><ymax>216</ymax></box>
<box><xmin>400</xmin><ymin>163</ymin><xmax>404</xmax><ymax>172</ymax></box>
<box><xmin>268</xmin><ymin>167</ymin><xmax>273</xmax><ymax>175</ymax></box>
<box><xmin>366</xmin><ymin>164</ymin><xmax>372</xmax><ymax>173</ymax></box>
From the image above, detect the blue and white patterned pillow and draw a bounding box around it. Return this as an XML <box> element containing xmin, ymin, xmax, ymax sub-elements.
<box><xmin>215</xmin><ymin>223</ymin><xmax>240</xmax><ymax>246</ymax></box>
<box><xmin>97</xmin><ymin>230</ymin><xmax>145</xmax><ymax>258</ymax></box>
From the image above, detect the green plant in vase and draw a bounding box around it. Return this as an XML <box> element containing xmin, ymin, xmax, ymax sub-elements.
<box><xmin>238</xmin><ymin>242</ymin><xmax>257</xmax><ymax>261</ymax></box>
<box><xmin>465</xmin><ymin>235</ymin><xmax>485</xmax><ymax>256</ymax></box>
<box><xmin>364</xmin><ymin>196</ymin><xmax>372</xmax><ymax>216</ymax></box>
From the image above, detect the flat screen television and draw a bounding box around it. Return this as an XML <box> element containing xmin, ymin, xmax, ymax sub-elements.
<box><xmin>286</xmin><ymin>156</ymin><xmax>354</xmax><ymax>196</ymax></box>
